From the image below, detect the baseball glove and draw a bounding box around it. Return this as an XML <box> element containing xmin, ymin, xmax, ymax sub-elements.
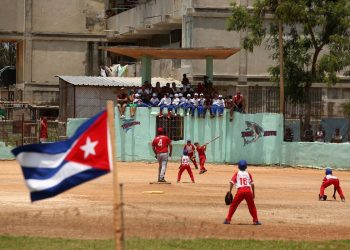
<box><xmin>225</xmin><ymin>192</ymin><xmax>233</xmax><ymax>205</ymax></box>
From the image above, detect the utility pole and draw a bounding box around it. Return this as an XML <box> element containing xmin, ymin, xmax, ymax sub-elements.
<box><xmin>278</xmin><ymin>0</ymin><xmax>285</xmax><ymax>114</ymax></box>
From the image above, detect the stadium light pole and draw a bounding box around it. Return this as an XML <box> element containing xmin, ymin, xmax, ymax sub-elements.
<box><xmin>278</xmin><ymin>0</ymin><xmax>285</xmax><ymax>115</ymax></box>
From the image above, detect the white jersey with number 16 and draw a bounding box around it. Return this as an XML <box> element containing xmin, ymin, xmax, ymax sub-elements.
<box><xmin>230</xmin><ymin>171</ymin><xmax>253</xmax><ymax>188</ymax></box>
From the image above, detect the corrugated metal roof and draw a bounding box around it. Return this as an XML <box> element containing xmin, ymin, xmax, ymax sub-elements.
<box><xmin>57</xmin><ymin>76</ymin><xmax>182</xmax><ymax>87</ymax></box>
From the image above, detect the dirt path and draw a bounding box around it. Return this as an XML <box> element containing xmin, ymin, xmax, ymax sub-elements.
<box><xmin>0</xmin><ymin>161</ymin><xmax>349</xmax><ymax>241</ymax></box>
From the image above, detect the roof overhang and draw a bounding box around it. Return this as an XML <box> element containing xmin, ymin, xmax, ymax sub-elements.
<box><xmin>100</xmin><ymin>46</ymin><xmax>240</xmax><ymax>60</ymax></box>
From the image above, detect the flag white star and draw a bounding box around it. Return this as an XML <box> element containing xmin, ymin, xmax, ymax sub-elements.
<box><xmin>80</xmin><ymin>137</ymin><xmax>98</xmax><ymax>159</ymax></box>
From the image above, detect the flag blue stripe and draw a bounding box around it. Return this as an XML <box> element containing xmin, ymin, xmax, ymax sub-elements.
<box><xmin>11</xmin><ymin>110</ymin><xmax>105</xmax><ymax>156</ymax></box>
<box><xmin>30</xmin><ymin>168</ymin><xmax>109</xmax><ymax>202</ymax></box>
<box><xmin>21</xmin><ymin>160</ymin><xmax>69</xmax><ymax>180</ymax></box>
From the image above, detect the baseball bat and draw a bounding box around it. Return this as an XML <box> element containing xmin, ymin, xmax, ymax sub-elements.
<box><xmin>205</xmin><ymin>135</ymin><xmax>221</xmax><ymax>145</ymax></box>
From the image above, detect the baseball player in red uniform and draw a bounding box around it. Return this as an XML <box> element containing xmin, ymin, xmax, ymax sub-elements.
<box><xmin>319</xmin><ymin>168</ymin><xmax>345</xmax><ymax>202</ymax></box>
<box><xmin>152</xmin><ymin>127</ymin><xmax>172</xmax><ymax>182</ymax></box>
<box><xmin>194</xmin><ymin>142</ymin><xmax>207</xmax><ymax>174</ymax></box>
<box><xmin>183</xmin><ymin>139</ymin><xmax>198</xmax><ymax>169</ymax></box>
<box><xmin>224</xmin><ymin>160</ymin><xmax>262</xmax><ymax>225</ymax></box>
<box><xmin>177</xmin><ymin>150</ymin><xmax>195</xmax><ymax>183</ymax></box>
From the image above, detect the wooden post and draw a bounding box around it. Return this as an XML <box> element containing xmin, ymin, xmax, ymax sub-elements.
<box><xmin>106</xmin><ymin>101</ymin><xmax>123</xmax><ymax>250</ymax></box>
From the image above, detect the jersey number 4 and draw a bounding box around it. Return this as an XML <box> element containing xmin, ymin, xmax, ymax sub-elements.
<box><xmin>239</xmin><ymin>178</ymin><xmax>248</xmax><ymax>185</ymax></box>
<box><xmin>157</xmin><ymin>139</ymin><xmax>163</xmax><ymax>147</ymax></box>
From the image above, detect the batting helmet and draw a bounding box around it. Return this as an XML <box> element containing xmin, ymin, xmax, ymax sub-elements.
<box><xmin>325</xmin><ymin>168</ymin><xmax>332</xmax><ymax>175</ymax></box>
<box><xmin>238</xmin><ymin>160</ymin><xmax>247</xmax><ymax>171</ymax></box>
<box><xmin>183</xmin><ymin>149</ymin><xmax>188</xmax><ymax>155</ymax></box>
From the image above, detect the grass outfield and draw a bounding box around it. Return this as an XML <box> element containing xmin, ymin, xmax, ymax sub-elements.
<box><xmin>1</xmin><ymin>236</ymin><xmax>350</xmax><ymax>250</ymax></box>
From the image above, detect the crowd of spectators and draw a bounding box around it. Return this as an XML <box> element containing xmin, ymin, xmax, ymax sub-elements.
<box><xmin>116</xmin><ymin>74</ymin><xmax>245</xmax><ymax>119</ymax></box>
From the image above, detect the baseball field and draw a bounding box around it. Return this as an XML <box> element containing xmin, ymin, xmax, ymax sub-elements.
<box><xmin>1</xmin><ymin>160</ymin><xmax>350</xmax><ymax>249</ymax></box>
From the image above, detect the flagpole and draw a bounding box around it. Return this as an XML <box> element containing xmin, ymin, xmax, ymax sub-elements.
<box><xmin>107</xmin><ymin>101</ymin><xmax>123</xmax><ymax>250</ymax></box>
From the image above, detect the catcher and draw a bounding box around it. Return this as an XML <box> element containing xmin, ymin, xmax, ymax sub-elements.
<box><xmin>183</xmin><ymin>139</ymin><xmax>198</xmax><ymax>169</ymax></box>
<box><xmin>319</xmin><ymin>168</ymin><xmax>345</xmax><ymax>202</ymax></box>
<box><xmin>223</xmin><ymin>160</ymin><xmax>262</xmax><ymax>225</ymax></box>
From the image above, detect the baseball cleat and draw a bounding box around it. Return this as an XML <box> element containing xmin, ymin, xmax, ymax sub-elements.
<box><xmin>341</xmin><ymin>198</ymin><xmax>345</xmax><ymax>202</ymax></box>
<box><xmin>253</xmin><ymin>221</ymin><xmax>262</xmax><ymax>225</ymax></box>
<box><xmin>223</xmin><ymin>220</ymin><xmax>230</xmax><ymax>224</ymax></box>
<box><xmin>158</xmin><ymin>179</ymin><xmax>167</xmax><ymax>183</ymax></box>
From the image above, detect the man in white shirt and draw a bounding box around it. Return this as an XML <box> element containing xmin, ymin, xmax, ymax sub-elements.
<box><xmin>150</xmin><ymin>93</ymin><xmax>160</xmax><ymax>106</ymax></box>
<box><xmin>158</xmin><ymin>93</ymin><xmax>173</xmax><ymax>118</ymax></box>
<box><xmin>171</xmin><ymin>93</ymin><xmax>181</xmax><ymax>116</ymax></box>
<box><xmin>190</xmin><ymin>93</ymin><xmax>200</xmax><ymax>117</ymax></box>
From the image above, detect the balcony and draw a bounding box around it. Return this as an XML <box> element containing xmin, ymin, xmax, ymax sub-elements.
<box><xmin>106</xmin><ymin>0</ymin><xmax>187</xmax><ymax>41</ymax></box>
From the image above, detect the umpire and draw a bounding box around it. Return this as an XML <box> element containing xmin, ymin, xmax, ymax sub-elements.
<box><xmin>152</xmin><ymin>127</ymin><xmax>172</xmax><ymax>182</ymax></box>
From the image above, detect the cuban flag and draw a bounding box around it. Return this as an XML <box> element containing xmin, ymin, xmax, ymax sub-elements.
<box><xmin>12</xmin><ymin>111</ymin><xmax>112</xmax><ymax>202</ymax></box>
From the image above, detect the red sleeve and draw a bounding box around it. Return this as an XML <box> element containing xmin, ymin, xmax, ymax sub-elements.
<box><xmin>167</xmin><ymin>137</ymin><xmax>172</xmax><ymax>145</ymax></box>
<box><xmin>230</xmin><ymin>172</ymin><xmax>238</xmax><ymax>184</ymax></box>
<box><xmin>191</xmin><ymin>145</ymin><xmax>195</xmax><ymax>151</ymax></box>
<box><xmin>152</xmin><ymin>138</ymin><xmax>156</xmax><ymax>147</ymax></box>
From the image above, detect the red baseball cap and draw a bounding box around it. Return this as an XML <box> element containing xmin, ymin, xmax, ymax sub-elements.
<box><xmin>157</xmin><ymin>127</ymin><xmax>164</xmax><ymax>133</ymax></box>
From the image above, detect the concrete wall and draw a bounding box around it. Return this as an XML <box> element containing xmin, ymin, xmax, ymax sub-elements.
<box><xmin>32</xmin><ymin>0</ymin><xmax>105</xmax><ymax>34</ymax></box>
<box><xmin>0</xmin><ymin>0</ymin><xmax>24</xmax><ymax>33</ymax></box>
<box><xmin>32</xmin><ymin>40</ymin><xmax>87</xmax><ymax>83</ymax></box>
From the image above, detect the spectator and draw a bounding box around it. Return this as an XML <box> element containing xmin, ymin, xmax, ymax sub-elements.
<box><xmin>128</xmin><ymin>90</ymin><xmax>137</xmax><ymax>117</ymax></box>
<box><xmin>190</xmin><ymin>93</ymin><xmax>200</xmax><ymax>117</ymax></box>
<box><xmin>171</xmin><ymin>93</ymin><xmax>181</xmax><ymax>116</ymax></box>
<box><xmin>153</xmin><ymin>82</ymin><xmax>162</xmax><ymax>99</ymax></box>
<box><xmin>197</xmin><ymin>93</ymin><xmax>206</xmax><ymax>118</ymax></box>
<box><xmin>225</xmin><ymin>95</ymin><xmax>233</xmax><ymax>110</ymax></box>
<box><xmin>182</xmin><ymin>94</ymin><xmax>194</xmax><ymax>116</ymax></box>
<box><xmin>171</xmin><ymin>82</ymin><xmax>179</xmax><ymax>94</ymax></box>
<box><xmin>284</xmin><ymin>127</ymin><xmax>293</xmax><ymax>142</ymax></box>
<box><xmin>182</xmin><ymin>73</ymin><xmax>190</xmax><ymax>86</ymax></box>
<box><xmin>211</xmin><ymin>94</ymin><xmax>225</xmax><ymax>117</ymax></box>
<box><xmin>116</xmin><ymin>87</ymin><xmax>128</xmax><ymax>119</ymax></box>
<box><xmin>331</xmin><ymin>128</ymin><xmax>343</xmax><ymax>143</ymax></box>
<box><xmin>150</xmin><ymin>93</ymin><xmax>160</xmax><ymax>106</ymax></box>
<box><xmin>315</xmin><ymin>125</ymin><xmax>326</xmax><ymax>142</ymax></box>
<box><xmin>203</xmin><ymin>75</ymin><xmax>213</xmax><ymax>92</ymax></box>
<box><xmin>99</xmin><ymin>66</ymin><xmax>107</xmax><ymax>77</ymax></box>
<box><xmin>196</xmin><ymin>82</ymin><xmax>205</xmax><ymax>94</ymax></box>
<box><xmin>203</xmin><ymin>94</ymin><xmax>213</xmax><ymax>118</ymax></box>
<box><xmin>40</xmin><ymin>116</ymin><xmax>48</xmax><ymax>143</ymax></box>
<box><xmin>303</xmin><ymin>124</ymin><xmax>314</xmax><ymax>142</ymax></box>
<box><xmin>230</xmin><ymin>90</ymin><xmax>245</xmax><ymax>122</ymax></box>
<box><xmin>158</xmin><ymin>93</ymin><xmax>173</xmax><ymax>118</ymax></box>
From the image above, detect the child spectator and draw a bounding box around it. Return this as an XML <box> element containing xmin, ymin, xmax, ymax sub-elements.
<box><xmin>194</xmin><ymin>142</ymin><xmax>207</xmax><ymax>174</ymax></box>
<box><xmin>315</xmin><ymin>125</ymin><xmax>326</xmax><ymax>142</ymax></box>
<box><xmin>116</xmin><ymin>87</ymin><xmax>128</xmax><ymax>119</ymax></box>
<box><xmin>150</xmin><ymin>93</ymin><xmax>160</xmax><ymax>106</ymax></box>
<box><xmin>204</xmin><ymin>94</ymin><xmax>213</xmax><ymax>118</ymax></box>
<box><xmin>177</xmin><ymin>150</ymin><xmax>195</xmax><ymax>183</ymax></box>
<box><xmin>190</xmin><ymin>93</ymin><xmax>200</xmax><ymax>117</ymax></box>
<box><xmin>319</xmin><ymin>168</ymin><xmax>345</xmax><ymax>202</ymax></box>
<box><xmin>230</xmin><ymin>91</ymin><xmax>245</xmax><ymax>122</ymax></box>
<box><xmin>182</xmin><ymin>94</ymin><xmax>193</xmax><ymax>116</ymax></box>
<box><xmin>183</xmin><ymin>139</ymin><xmax>198</xmax><ymax>169</ymax></box>
<box><xmin>197</xmin><ymin>93</ymin><xmax>206</xmax><ymax>118</ymax></box>
<box><xmin>223</xmin><ymin>160</ymin><xmax>262</xmax><ymax>225</ymax></box>
<box><xmin>196</xmin><ymin>82</ymin><xmax>205</xmax><ymax>94</ymax></box>
<box><xmin>129</xmin><ymin>91</ymin><xmax>137</xmax><ymax>117</ymax></box>
<box><xmin>158</xmin><ymin>93</ymin><xmax>173</xmax><ymax>118</ymax></box>
<box><xmin>153</xmin><ymin>82</ymin><xmax>162</xmax><ymax>99</ymax></box>
<box><xmin>171</xmin><ymin>93</ymin><xmax>181</xmax><ymax>116</ymax></box>
<box><xmin>331</xmin><ymin>128</ymin><xmax>343</xmax><ymax>143</ymax></box>
<box><xmin>211</xmin><ymin>95</ymin><xmax>225</xmax><ymax>117</ymax></box>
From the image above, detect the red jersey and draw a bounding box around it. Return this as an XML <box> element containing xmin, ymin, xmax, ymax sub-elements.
<box><xmin>183</xmin><ymin>144</ymin><xmax>195</xmax><ymax>155</ymax></box>
<box><xmin>152</xmin><ymin>135</ymin><xmax>171</xmax><ymax>154</ymax></box>
<box><xmin>196</xmin><ymin>145</ymin><xmax>206</xmax><ymax>157</ymax></box>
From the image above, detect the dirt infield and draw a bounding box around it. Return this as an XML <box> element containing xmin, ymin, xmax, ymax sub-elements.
<box><xmin>1</xmin><ymin>161</ymin><xmax>349</xmax><ymax>241</ymax></box>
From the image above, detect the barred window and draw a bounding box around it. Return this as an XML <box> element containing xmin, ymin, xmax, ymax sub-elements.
<box><xmin>156</xmin><ymin>116</ymin><xmax>184</xmax><ymax>141</ymax></box>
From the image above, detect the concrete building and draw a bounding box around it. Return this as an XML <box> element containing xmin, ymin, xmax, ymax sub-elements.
<box><xmin>0</xmin><ymin>0</ymin><xmax>107</xmax><ymax>106</ymax></box>
<box><xmin>105</xmin><ymin>0</ymin><xmax>350</xmax><ymax>117</ymax></box>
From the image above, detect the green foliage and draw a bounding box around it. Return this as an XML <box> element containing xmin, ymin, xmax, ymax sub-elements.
<box><xmin>227</xmin><ymin>0</ymin><xmax>350</xmax><ymax>104</ymax></box>
<box><xmin>1</xmin><ymin>236</ymin><xmax>350</xmax><ymax>250</ymax></box>
<box><xmin>0</xmin><ymin>43</ymin><xmax>16</xmax><ymax>69</ymax></box>
<box><xmin>343</xmin><ymin>101</ymin><xmax>350</xmax><ymax>118</ymax></box>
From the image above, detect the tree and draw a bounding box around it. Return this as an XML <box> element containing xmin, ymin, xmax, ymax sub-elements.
<box><xmin>343</xmin><ymin>101</ymin><xmax>350</xmax><ymax>141</ymax></box>
<box><xmin>227</xmin><ymin>0</ymin><xmax>350</xmax><ymax>132</ymax></box>
<box><xmin>0</xmin><ymin>42</ymin><xmax>16</xmax><ymax>69</ymax></box>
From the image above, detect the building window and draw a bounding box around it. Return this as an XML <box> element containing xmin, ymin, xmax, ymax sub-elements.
<box><xmin>156</xmin><ymin>116</ymin><xmax>184</xmax><ymax>141</ymax></box>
